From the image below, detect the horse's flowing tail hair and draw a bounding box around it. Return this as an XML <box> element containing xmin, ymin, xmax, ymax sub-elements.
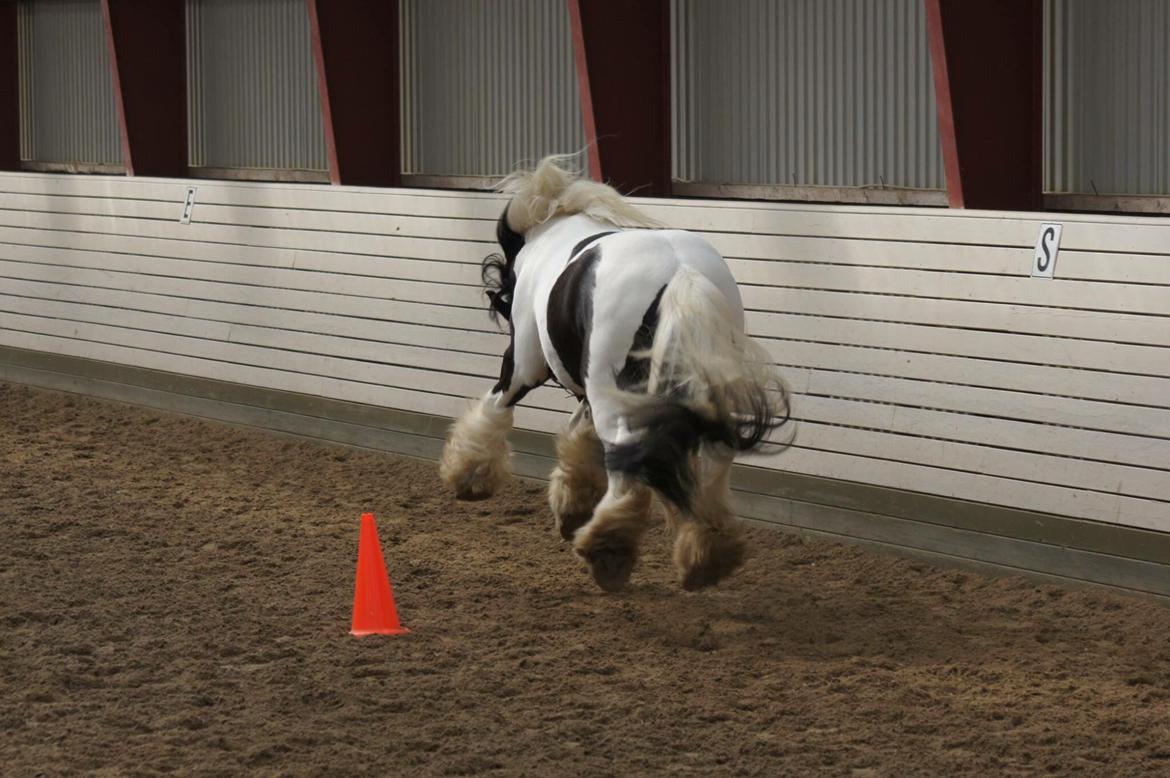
<box><xmin>604</xmin><ymin>267</ymin><xmax>793</xmax><ymax>511</ymax></box>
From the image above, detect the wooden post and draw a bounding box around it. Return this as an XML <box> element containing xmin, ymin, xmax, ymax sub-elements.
<box><xmin>101</xmin><ymin>0</ymin><xmax>187</xmax><ymax>177</ymax></box>
<box><xmin>925</xmin><ymin>0</ymin><xmax>1043</xmax><ymax>210</ymax></box>
<box><xmin>568</xmin><ymin>0</ymin><xmax>670</xmax><ymax>196</ymax></box>
<box><xmin>0</xmin><ymin>1</ymin><xmax>20</xmax><ymax>171</ymax></box>
<box><xmin>307</xmin><ymin>0</ymin><xmax>400</xmax><ymax>187</ymax></box>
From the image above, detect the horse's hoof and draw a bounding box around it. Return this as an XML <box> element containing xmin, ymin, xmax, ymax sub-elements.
<box><xmin>680</xmin><ymin>562</ymin><xmax>732</xmax><ymax>591</ymax></box>
<box><xmin>676</xmin><ymin>530</ymin><xmax>745</xmax><ymax>591</ymax></box>
<box><xmin>452</xmin><ymin>472</ymin><xmax>498</xmax><ymax>501</ymax></box>
<box><xmin>548</xmin><ymin>466</ymin><xmax>604</xmax><ymax>541</ymax></box>
<box><xmin>441</xmin><ymin>458</ymin><xmax>507</xmax><ymax>501</ymax></box>
<box><xmin>556</xmin><ymin>512</ymin><xmax>591</xmax><ymax>541</ymax></box>
<box><xmin>577</xmin><ymin>541</ymin><xmax>637</xmax><ymax>592</ymax></box>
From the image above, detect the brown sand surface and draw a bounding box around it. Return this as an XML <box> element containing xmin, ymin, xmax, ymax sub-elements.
<box><xmin>2</xmin><ymin>381</ymin><xmax>1169</xmax><ymax>777</ymax></box>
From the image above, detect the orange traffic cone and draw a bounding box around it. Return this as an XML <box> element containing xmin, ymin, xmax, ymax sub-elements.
<box><xmin>350</xmin><ymin>512</ymin><xmax>409</xmax><ymax>637</ymax></box>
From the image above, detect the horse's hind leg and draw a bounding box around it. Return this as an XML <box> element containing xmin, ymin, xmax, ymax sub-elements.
<box><xmin>548</xmin><ymin>402</ymin><xmax>607</xmax><ymax>540</ymax></box>
<box><xmin>573</xmin><ymin>472</ymin><xmax>653</xmax><ymax>592</ymax></box>
<box><xmin>673</xmin><ymin>454</ymin><xmax>746</xmax><ymax>591</ymax></box>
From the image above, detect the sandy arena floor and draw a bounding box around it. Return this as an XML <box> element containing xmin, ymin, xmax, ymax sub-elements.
<box><xmin>2</xmin><ymin>381</ymin><xmax>1169</xmax><ymax>776</ymax></box>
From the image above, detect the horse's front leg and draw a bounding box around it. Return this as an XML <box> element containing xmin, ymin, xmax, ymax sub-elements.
<box><xmin>440</xmin><ymin>340</ymin><xmax>547</xmax><ymax>500</ymax></box>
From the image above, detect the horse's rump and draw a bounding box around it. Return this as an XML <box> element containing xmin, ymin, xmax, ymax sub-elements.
<box><xmin>603</xmin><ymin>267</ymin><xmax>792</xmax><ymax>510</ymax></box>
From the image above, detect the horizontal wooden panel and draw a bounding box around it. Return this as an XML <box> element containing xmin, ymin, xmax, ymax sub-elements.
<box><xmin>718</xmin><ymin>237</ymin><xmax>1170</xmax><ymax>285</ymax></box>
<box><xmin>9</xmin><ymin>222</ymin><xmax>1166</xmax><ymax>351</ymax></box>
<box><xmin>0</xmin><ymin>327</ymin><xmax>569</xmax><ymax>434</ymax></box>
<box><xmin>0</xmin><ymin>249</ymin><xmax>489</xmax><ymax>311</ymax></box>
<box><xmin>796</xmin><ymin>369</ymin><xmax>1170</xmax><ymax>440</ymax></box>
<box><xmin>638</xmin><ymin>199</ymin><xmax>1170</xmax><ymax>255</ymax></box>
<box><xmin>750</xmin><ymin>447</ymin><xmax>1168</xmax><ymax>533</ymax></box>
<box><xmin>8</xmin><ymin>245</ymin><xmax>1167</xmax><ymax>379</ymax></box>
<box><xmin>795</xmin><ymin>395</ymin><xmax>1170</xmax><ymax>471</ymax></box>
<box><xmin>0</xmin><ymin>276</ymin><xmax>509</xmax><ymax>355</ymax></box>
<box><xmin>21</xmin><ymin>282</ymin><xmax>1167</xmax><ymax>470</ymax></box>
<box><xmin>9</xmin><ymin>275</ymin><xmax>1164</xmax><ymax>442</ymax></box>
<box><xmin>6</xmin><ymin>281</ymin><xmax>1162</xmax><ymax>446</ymax></box>
<box><xmin>738</xmin><ymin>265</ymin><xmax>1170</xmax><ymax>316</ymax></box>
<box><xmin>0</xmin><ymin>260</ymin><xmax>491</xmax><ymax>331</ymax></box>
<box><xmin>0</xmin><ymin>309</ymin><xmax>579</xmax><ymax>416</ymax></box>
<box><xmin>794</xmin><ymin>421</ymin><xmax>1170</xmax><ymax>503</ymax></box>
<box><xmin>0</xmin><ymin>210</ymin><xmax>493</xmax><ymax>266</ymax></box>
<box><xmin>11</xmin><ymin>294</ymin><xmax>1167</xmax><ymax>485</ymax></box>
<box><xmin>0</xmin><ymin>223</ymin><xmax>486</xmax><ymax>275</ymax></box>
<box><xmin>6</xmin><ymin>284</ymin><xmax>1164</xmax><ymax>445</ymax></box>
<box><xmin>3</xmin><ymin>170</ymin><xmax>1169</xmax><ymax>254</ymax></box>
<box><xmin>740</xmin><ymin>285</ymin><xmax>1170</xmax><ymax>348</ymax></box>
<box><xmin>4</xmin><ymin>270</ymin><xmax>1165</xmax><ymax>436</ymax></box>
<box><xmin>0</xmin><ymin>192</ymin><xmax>494</xmax><ymax>244</ymax></box>
<box><xmin>10</xmin><ymin>183</ymin><xmax>1170</xmax><ymax>287</ymax></box>
<box><xmin>3</xmin><ymin>203</ymin><xmax>1167</xmax><ymax>327</ymax></box>
<box><xmin>748</xmin><ymin>310</ymin><xmax>1170</xmax><ymax>377</ymax></box>
<box><xmin>0</xmin><ymin>294</ymin><xmax>504</xmax><ymax>378</ymax></box>
<box><xmin>775</xmin><ymin>340</ymin><xmax>1170</xmax><ymax>408</ymax></box>
<box><xmin>0</xmin><ymin>172</ymin><xmax>507</xmax><ymax>220</ymax></box>
<box><xmin>732</xmin><ymin>493</ymin><xmax>1170</xmax><ymax>598</ymax></box>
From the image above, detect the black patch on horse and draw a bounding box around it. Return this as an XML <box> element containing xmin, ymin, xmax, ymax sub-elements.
<box><xmin>482</xmin><ymin>205</ymin><xmax>526</xmax><ymax>324</ymax></box>
<box><xmin>604</xmin><ymin>404</ymin><xmax>727</xmax><ymax>511</ymax></box>
<box><xmin>615</xmin><ymin>284</ymin><xmax>666</xmax><ymax>391</ymax></box>
<box><xmin>546</xmin><ymin>245</ymin><xmax>602</xmax><ymax>391</ymax></box>
<box><xmin>605</xmin><ymin>380</ymin><xmax>790</xmax><ymax>512</ymax></box>
<box><xmin>497</xmin><ymin>205</ymin><xmax>525</xmax><ymax>262</ymax></box>
<box><xmin>569</xmin><ymin>231</ymin><xmax>616</xmax><ymax>261</ymax></box>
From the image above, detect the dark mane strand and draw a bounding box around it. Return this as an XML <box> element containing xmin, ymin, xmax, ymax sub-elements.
<box><xmin>482</xmin><ymin>204</ymin><xmax>525</xmax><ymax>325</ymax></box>
<box><xmin>482</xmin><ymin>252</ymin><xmax>513</xmax><ymax>324</ymax></box>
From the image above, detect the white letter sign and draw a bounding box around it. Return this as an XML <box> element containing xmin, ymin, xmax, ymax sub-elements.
<box><xmin>180</xmin><ymin>187</ymin><xmax>197</xmax><ymax>224</ymax></box>
<box><xmin>1032</xmin><ymin>222</ymin><xmax>1062</xmax><ymax>279</ymax></box>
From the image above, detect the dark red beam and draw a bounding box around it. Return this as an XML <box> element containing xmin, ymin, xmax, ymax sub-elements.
<box><xmin>101</xmin><ymin>0</ymin><xmax>187</xmax><ymax>177</ymax></box>
<box><xmin>0</xmin><ymin>1</ymin><xmax>19</xmax><ymax>172</ymax></box>
<box><xmin>569</xmin><ymin>0</ymin><xmax>670</xmax><ymax>197</ymax></box>
<box><xmin>925</xmin><ymin>0</ymin><xmax>1043</xmax><ymax>210</ymax></box>
<box><xmin>307</xmin><ymin>0</ymin><xmax>400</xmax><ymax>188</ymax></box>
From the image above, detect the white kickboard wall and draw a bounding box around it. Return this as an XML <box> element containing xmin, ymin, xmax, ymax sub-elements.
<box><xmin>0</xmin><ymin>172</ymin><xmax>1167</xmax><ymax>535</ymax></box>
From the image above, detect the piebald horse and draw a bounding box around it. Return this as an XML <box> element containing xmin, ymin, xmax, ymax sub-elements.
<box><xmin>440</xmin><ymin>155</ymin><xmax>791</xmax><ymax>592</ymax></box>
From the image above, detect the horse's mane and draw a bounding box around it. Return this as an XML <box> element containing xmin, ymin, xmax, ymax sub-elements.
<box><xmin>496</xmin><ymin>153</ymin><xmax>662</xmax><ymax>234</ymax></box>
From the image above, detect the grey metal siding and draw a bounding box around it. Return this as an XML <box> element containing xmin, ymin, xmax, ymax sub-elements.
<box><xmin>400</xmin><ymin>0</ymin><xmax>585</xmax><ymax>178</ymax></box>
<box><xmin>672</xmin><ymin>0</ymin><xmax>944</xmax><ymax>191</ymax></box>
<box><xmin>17</xmin><ymin>0</ymin><xmax>123</xmax><ymax>166</ymax></box>
<box><xmin>1045</xmin><ymin>0</ymin><xmax>1170</xmax><ymax>196</ymax></box>
<box><xmin>187</xmin><ymin>0</ymin><xmax>327</xmax><ymax>171</ymax></box>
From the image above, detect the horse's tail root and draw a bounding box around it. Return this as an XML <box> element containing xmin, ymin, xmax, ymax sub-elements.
<box><xmin>604</xmin><ymin>267</ymin><xmax>792</xmax><ymax>511</ymax></box>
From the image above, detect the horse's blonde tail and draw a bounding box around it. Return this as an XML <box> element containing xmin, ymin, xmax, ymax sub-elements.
<box><xmin>604</xmin><ymin>267</ymin><xmax>792</xmax><ymax>511</ymax></box>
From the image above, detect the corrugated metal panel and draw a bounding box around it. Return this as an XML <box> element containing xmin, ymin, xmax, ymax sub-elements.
<box><xmin>400</xmin><ymin>0</ymin><xmax>585</xmax><ymax>177</ymax></box>
<box><xmin>1045</xmin><ymin>0</ymin><xmax>1169</xmax><ymax>196</ymax></box>
<box><xmin>672</xmin><ymin>0</ymin><xmax>943</xmax><ymax>191</ymax></box>
<box><xmin>17</xmin><ymin>0</ymin><xmax>122</xmax><ymax>166</ymax></box>
<box><xmin>187</xmin><ymin>0</ymin><xmax>327</xmax><ymax>171</ymax></box>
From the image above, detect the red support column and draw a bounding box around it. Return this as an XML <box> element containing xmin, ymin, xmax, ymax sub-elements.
<box><xmin>568</xmin><ymin>0</ymin><xmax>671</xmax><ymax>197</ymax></box>
<box><xmin>101</xmin><ymin>0</ymin><xmax>187</xmax><ymax>177</ymax></box>
<box><xmin>925</xmin><ymin>0</ymin><xmax>1043</xmax><ymax>210</ymax></box>
<box><xmin>0</xmin><ymin>1</ymin><xmax>19</xmax><ymax>172</ymax></box>
<box><xmin>307</xmin><ymin>0</ymin><xmax>400</xmax><ymax>188</ymax></box>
